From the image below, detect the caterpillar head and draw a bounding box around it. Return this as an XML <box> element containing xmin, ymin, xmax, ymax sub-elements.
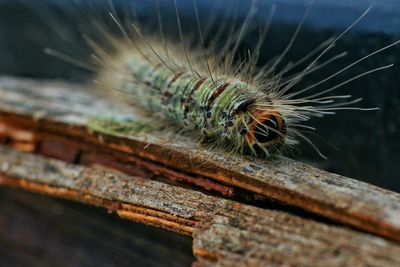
<box><xmin>246</xmin><ymin>111</ymin><xmax>287</xmax><ymax>155</ymax></box>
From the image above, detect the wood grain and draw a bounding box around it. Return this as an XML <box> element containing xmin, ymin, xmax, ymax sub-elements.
<box><xmin>1</xmin><ymin>146</ymin><xmax>400</xmax><ymax>266</ymax></box>
<box><xmin>0</xmin><ymin>76</ymin><xmax>400</xmax><ymax>244</ymax></box>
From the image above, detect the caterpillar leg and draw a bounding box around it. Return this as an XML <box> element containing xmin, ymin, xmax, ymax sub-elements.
<box><xmin>88</xmin><ymin>116</ymin><xmax>154</xmax><ymax>136</ymax></box>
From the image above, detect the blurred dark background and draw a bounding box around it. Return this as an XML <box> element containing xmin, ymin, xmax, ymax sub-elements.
<box><xmin>0</xmin><ymin>0</ymin><xmax>399</xmax><ymax>190</ymax></box>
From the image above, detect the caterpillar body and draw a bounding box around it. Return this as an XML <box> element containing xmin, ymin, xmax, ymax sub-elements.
<box><xmin>43</xmin><ymin>0</ymin><xmax>399</xmax><ymax>159</ymax></box>
<box><xmin>101</xmin><ymin>42</ymin><xmax>290</xmax><ymax>157</ymax></box>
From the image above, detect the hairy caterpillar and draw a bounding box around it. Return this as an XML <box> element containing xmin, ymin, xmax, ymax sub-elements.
<box><xmin>40</xmin><ymin>0</ymin><xmax>399</xmax><ymax>159</ymax></box>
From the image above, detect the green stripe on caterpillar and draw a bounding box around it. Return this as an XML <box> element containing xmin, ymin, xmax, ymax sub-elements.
<box><xmin>43</xmin><ymin>0</ymin><xmax>399</xmax><ymax>159</ymax></box>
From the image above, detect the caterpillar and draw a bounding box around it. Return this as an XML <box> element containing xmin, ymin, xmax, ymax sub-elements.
<box><xmin>41</xmin><ymin>0</ymin><xmax>399</xmax><ymax>159</ymax></box>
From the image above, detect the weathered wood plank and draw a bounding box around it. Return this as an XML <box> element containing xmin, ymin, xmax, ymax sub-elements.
<box><xmin>1</xmin><ymin>146</ymin><xmax>400</xmax><ymax>266</ymax></box>
<box><xmin>1</xmin><ymin>76</ymin><xmax>400</xmax><ymax>243</ymax></box>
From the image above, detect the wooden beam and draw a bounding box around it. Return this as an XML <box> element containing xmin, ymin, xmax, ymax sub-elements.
<box><xmin>0</xmin><ymin>76</ymin><xmax>400</xmax><ymax>244</ymax></box>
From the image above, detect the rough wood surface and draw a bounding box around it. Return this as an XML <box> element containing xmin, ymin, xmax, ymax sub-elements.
<box><xmin>1</xmin><ymin>146</ymin><xmax>400</xmax><ymax>266</ymax></box>
<box><xmin>1</xmin><ymin>76</ymin><xmax>400</xmax><ymax>243</ymax></box>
